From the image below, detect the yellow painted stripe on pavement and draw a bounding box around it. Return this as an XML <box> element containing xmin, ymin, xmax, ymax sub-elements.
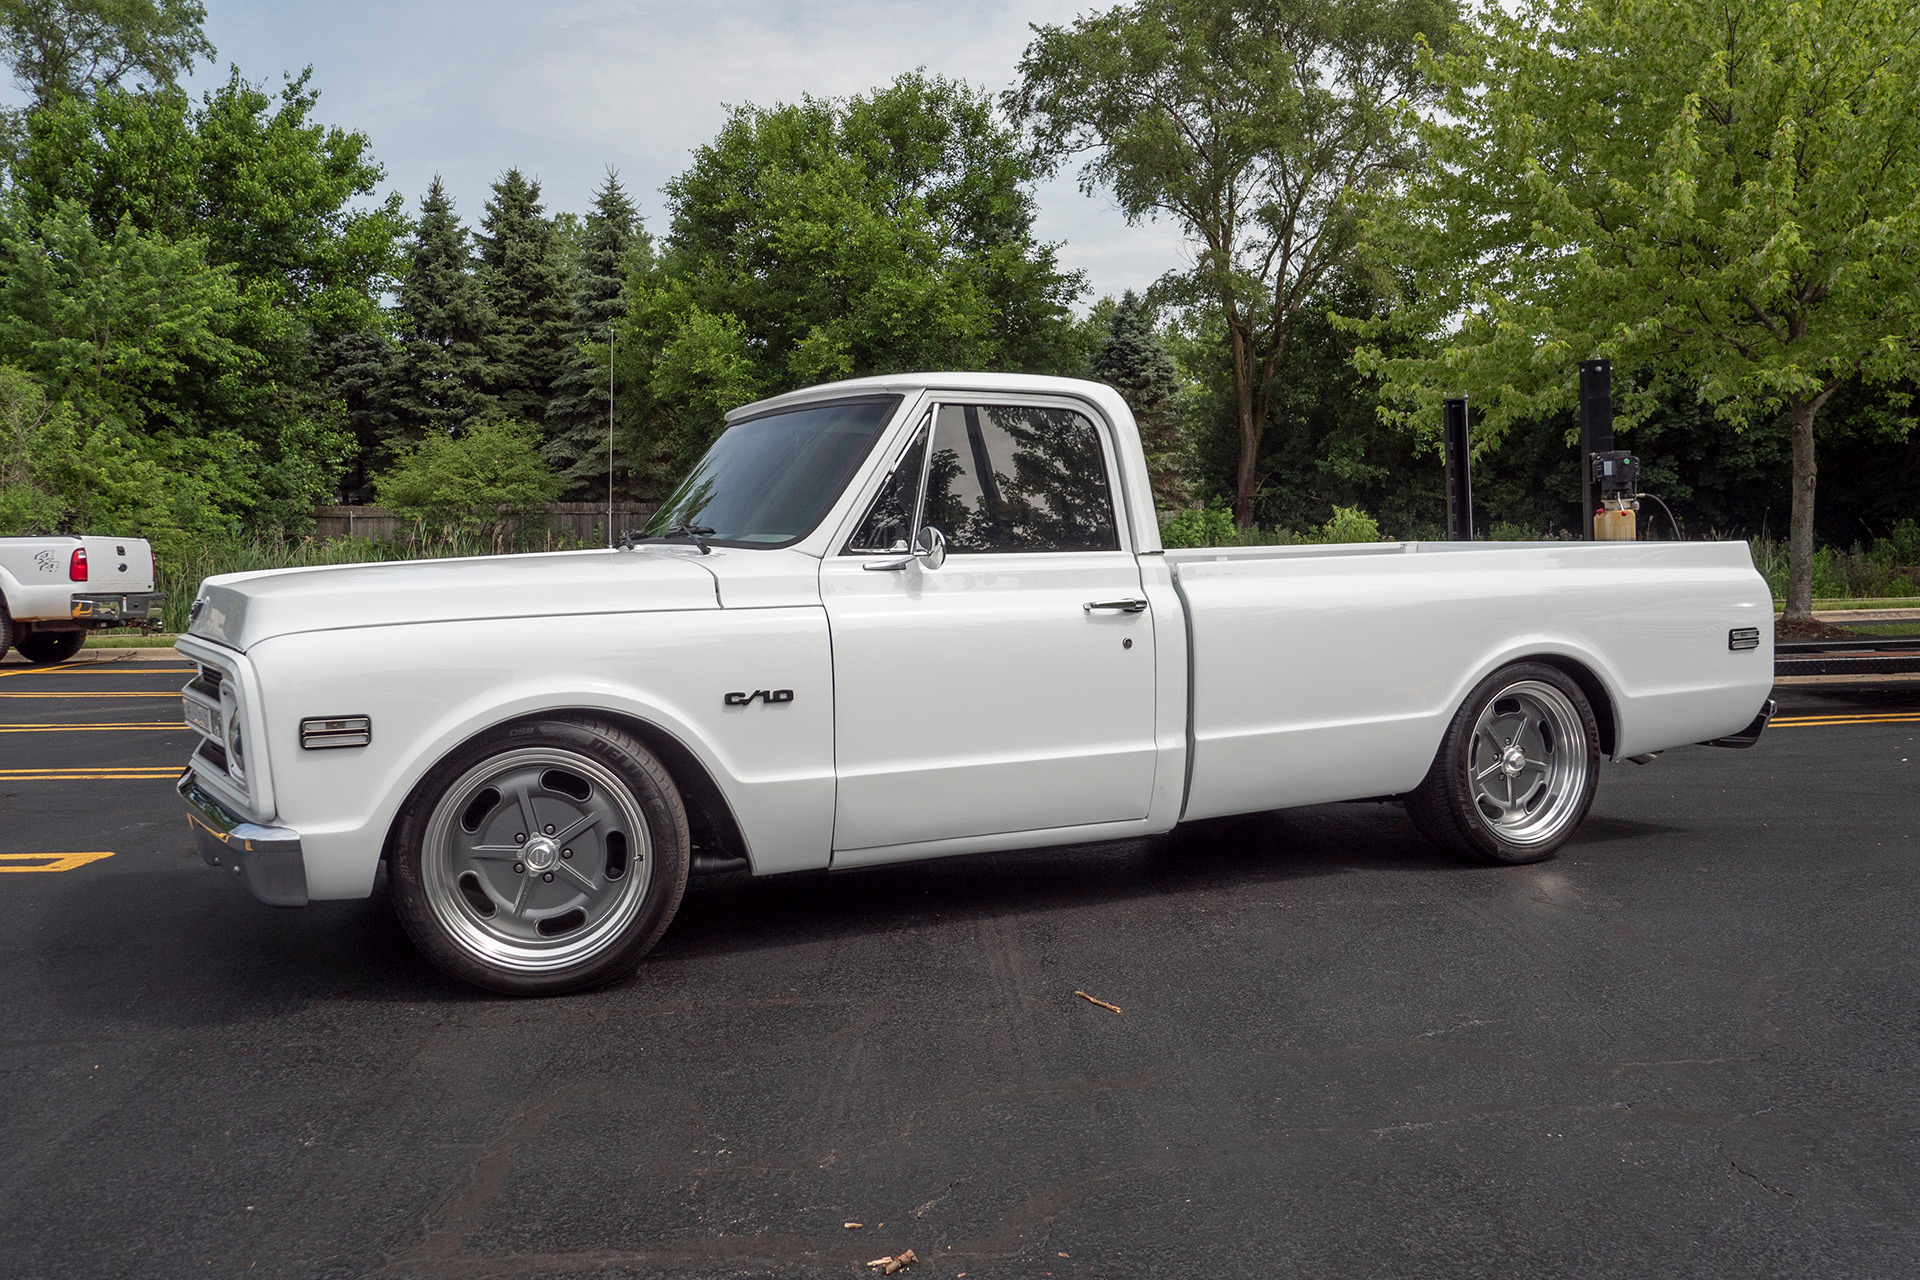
<box><xmin>0</xmin><ymin>690</ymin><xmax>181</xmax><ymax>698</ymax></box>
<box><xmin>1773</xmin><ymin>710</ymin><xmax>1920</xmax><ymax>722</ymax></box>
<box><xmin>0</xmin><ymin>722</ymin><xmax>185</xmax><ymax>732</ymax></box>
<box><xmin>0</xmin><ymin>767</ymin><xmax>180</xmax><ymax>780</ymax></box>
<box><xmin>0</xmin><ymin>666</ymin><xmax>193</xmax><ymax>678</ymax></box>
<box><xmin>1774</xmin><ymin>715</ymin><xmax>1920</xmax><ymax>728</ymax></box>
<box><xmin>0</xmin><ymin>851</ymin><xmax>115</xmax><ymax>873</ymax></box>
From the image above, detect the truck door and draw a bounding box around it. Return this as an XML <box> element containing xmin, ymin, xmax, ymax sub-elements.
<box><xmin>822</xmin><ymin>399</ymin><xmax>1158</xmax><ymax>859</ymax></box>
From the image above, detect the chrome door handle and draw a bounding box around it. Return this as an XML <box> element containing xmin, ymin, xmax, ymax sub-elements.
<box><xmin>1083</xmin><ymin>598</ymin><xmax>1148</xmax><ymax>613</ymax></box>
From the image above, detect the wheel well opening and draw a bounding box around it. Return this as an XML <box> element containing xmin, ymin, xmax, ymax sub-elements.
<box><xmin>601</xmin><ymin>714</ymin><xmax>753</xmax><ymax>869</ymax></box>
<box><xmin>1530</xmin><ymin>655</ymin><xmax>1617</xmax><ymax>757</ymax></box>
<box><xmin>380</xmin><ymin>711</ymin><xmax>755</xmax><ymax>873</ymax></box>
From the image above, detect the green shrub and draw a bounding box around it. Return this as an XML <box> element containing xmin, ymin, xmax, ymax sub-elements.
<box><xmin>1159</xmin><ymin>500</ymin><xmax>1384</xmax><ymax>548</ymax></box>
<box><xmin>375</xmin><ymin>419</ymin><xmax>564</xmax><ymax>538</ymax></box>
<box><xmin>1320</xmin><ymin>505</ymin><xmax>1381</xmax><ymax>544</ymax></box>
<box><xmin>1159</xmin><ymin>501</ymin><xmax>1240</xmax><ymax>548</ymax></box>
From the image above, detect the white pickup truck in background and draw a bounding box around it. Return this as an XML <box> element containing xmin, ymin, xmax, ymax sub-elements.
<box><xmin>174</xmin><ymin>373</ymin><xmax>1775</xmax><ymax>995</ymax></box>
<box><xmin>0</xmin><ymin>535</ymin><xmax>165</xmax><ymax>664</ymax></box>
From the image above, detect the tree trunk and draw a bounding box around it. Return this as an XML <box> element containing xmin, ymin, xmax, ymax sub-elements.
<box><xmin>1782</xmin><ymin>392</ymin><xmax>1832</xmax><ymax>623</ymax></box>
<box><xmin>1229</xmin><ymin>323</ymin><xmax>1260</xmax><ymax>528</ymax></box>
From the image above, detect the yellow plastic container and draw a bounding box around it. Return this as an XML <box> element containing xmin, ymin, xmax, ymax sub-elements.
<box><xmin>1593</xmin><ymin>507</ymin><xmax>1638</xmax><ymax>541</ymax></box>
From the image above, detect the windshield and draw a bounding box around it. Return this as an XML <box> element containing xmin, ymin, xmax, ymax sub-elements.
<box><xmin>643</xmin><ymin>395</ymin><xmax>903</xmax><ymax>547</ymax></box>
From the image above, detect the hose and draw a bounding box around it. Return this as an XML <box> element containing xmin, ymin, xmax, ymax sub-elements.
<box><xmin>1635</xmin><ymin>492</ymin><xmax>1682</xmax><ymax>541</ymax></box>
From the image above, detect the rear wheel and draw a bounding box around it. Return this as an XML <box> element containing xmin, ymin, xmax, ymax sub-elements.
<box><xmin>15</xmin><ymin>629</ymin><xmax>84</xmax><ymax>665</ymax></box>
<box><xmin>0</xmin><ymin>601</ymin><xmax>11</xmax><ymax>661</ymax></box>
<box><xmin>1406</xmin><ymin>662</ymin><xmax>1601</xmax><ymax>865</ymax></box>
<box><xmin>389</xmin><ymin>716</ymin><xmax>691</xmax><ymax>995</ymax></box>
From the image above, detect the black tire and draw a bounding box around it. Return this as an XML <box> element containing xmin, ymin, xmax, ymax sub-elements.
<box><xmin>0</xmin><ymin>599</ymin><xmax>11</xmax><ymax>661</ymax></box>
<box><xmin>389</xmin><ymin>716</ymin><xmax>691</xmax><ymax>995</ymax></box>
<box><xmin>1406</xmin><ymin>662</ymin><xmax>1601</xmax><ymax>865</ymax></box>
<box><xmin>15</xmin><ymin>629</ymin><xmax>84</xmax><ymax>665</ymax></box>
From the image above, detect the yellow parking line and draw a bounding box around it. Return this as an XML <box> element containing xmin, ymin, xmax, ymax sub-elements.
<box><xmin>0</xmin><ymin>722</ymin><xmax>185</xmax><ymax>732</ymax></box>
<box><xmin>1774</xmin><ymin>712</ymin><xmax>1920</xmax><ymax>728</ymax></box>
<box><xmin>0</xmin><ymin>851</ymin><xmax>115</xmax><ymax>873</ymax></box>
<box><xmin>0</xmin><ymin>690</ymin><xmax>182</xmax><ymax>698</ymax></box>
<box><xmin>0</xmin><ymin>767</ymin><xmax>181</xmax><ymax>781</ymax></box>
<box><xmin>0</xmin><ymin>666</ymin><xmax>193</xmax><ymax>678</ymax></box>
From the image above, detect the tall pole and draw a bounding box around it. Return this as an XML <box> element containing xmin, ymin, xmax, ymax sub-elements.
<box><xmin>1442</xmin><ymin>396</ymin><xmax>1473</xmax><ymax>541</ymax></box>
<box><xmin>1579</xmin><ymin>359</ymin><xmax>1613</xmax><ymax>538</ymax></box>
<box><xmin>608</xmin><ymin>324</ymin><xmax>615</xmax><ymax>548</ymax></box>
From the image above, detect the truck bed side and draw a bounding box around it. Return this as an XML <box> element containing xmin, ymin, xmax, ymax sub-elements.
<box><xmin>1168</xmin><ymin>540</ymin><xmax>1774</xmax><ymax>822</ymax></box>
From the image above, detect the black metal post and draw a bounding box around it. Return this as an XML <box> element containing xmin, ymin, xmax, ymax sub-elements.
<box><xmin>1443</xmin><ymin>396</ymin><xmax>1473</xmax><ymax>541</ymax></box>
<box><xmin>1579</xmin><ymin>359</ymin><xmax>1613</xmax><ymax>538</ymax></box>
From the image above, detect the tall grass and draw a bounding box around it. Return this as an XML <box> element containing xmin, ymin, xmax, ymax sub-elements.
<box><xmin>130</xmin><ymin>512</ymin><xmax>1920</xmax><ymax>638</ymax></box>
<box><xmin>156</xmin><ymin>526</ymin><xmax>593</xmax><ymax>633</ymax></box>
<box><xmin>1748</xmin><ymin>522</ymin><xmax>1920</xmax><ymax>601</ymax></box>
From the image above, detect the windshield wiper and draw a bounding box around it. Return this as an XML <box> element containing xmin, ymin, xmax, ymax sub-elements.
<box><xmin>624</xmin><ymin>523</ymin><xmax>716</xmax><ymax>554</ymax></box>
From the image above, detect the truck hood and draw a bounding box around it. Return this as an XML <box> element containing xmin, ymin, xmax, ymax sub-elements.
<box><xmin>187</xmin><ymin>548</ymin><xmax>720</xmax><ymax>651</ymax></box>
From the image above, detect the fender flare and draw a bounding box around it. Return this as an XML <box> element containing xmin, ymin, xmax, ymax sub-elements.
<box><xmin>1437</xmin><ymin>637</ymin><xmax>1626</xmax><ymax>761</ymax></box>
<box><xmin>377</xmin><ymin>705</ymin><xmax>753</xmax><ymax>873</ymax></box>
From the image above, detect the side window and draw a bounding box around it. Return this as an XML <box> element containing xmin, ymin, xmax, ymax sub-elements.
<box><xmin>843</xmin><ymin>419</ymin><xmax>929</xmax><ymax>554</ymax></box>
<box><xmin>922</xmin><ymin>405</ymin><xmax>1120</xmax><ymax>554</ymax></box>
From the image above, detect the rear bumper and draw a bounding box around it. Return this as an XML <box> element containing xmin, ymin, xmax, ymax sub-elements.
<box><xmin>178</xmin><ymin>770</ymin><xmax>309</xmax><ymax>907</ymax></box>
<box><xmin>71</xmin><ymin>591</ymin><xmax>165</xmax><ymax>624</ymax></box>
<box><xmin>1699</xmin><ymin>699</ymin><xmax>1776</xmax><ymax>749</ymax></box>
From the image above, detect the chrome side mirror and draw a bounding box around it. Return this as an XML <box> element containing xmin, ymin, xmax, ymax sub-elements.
<box><xmin>914</xmin><ymin>525</ymin><xmax>946</xmax><ymax>570</ymax></box>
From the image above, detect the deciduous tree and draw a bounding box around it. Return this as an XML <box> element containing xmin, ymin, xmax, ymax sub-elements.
<box><xmin>0</xmin><ymin>0</ymin><xmax>211</xmax><ymax>103</ymax></box>
<box><xmin>1011</xmin><ymin>0</ymin><xmax>1454</xmax><ymax>527</ymax></box>
<box><xmin>624</xmin><ymin>72</ymin><xmax>1085</xmax><ymax>486</ymax></box>
<box><xmin>1354</xmin><ymin>0</ymin><xmax>1920</xmax><ymax>620</ymax></box>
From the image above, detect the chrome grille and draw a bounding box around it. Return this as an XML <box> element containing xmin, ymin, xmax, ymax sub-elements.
<box><xmin>181</xmin><ymin>660</ymin><xmax>244</xmax><ymax>793</ymax></box>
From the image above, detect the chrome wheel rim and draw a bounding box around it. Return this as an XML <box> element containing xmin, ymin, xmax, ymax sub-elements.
<box><xmin>1466</xmin><ymin>679</ymin><xmax>1588</xmax><ymax>847</ymax></box>
<box><xmin>421</xmin><ymin>747</ymin><xmax>652</xmax><ymax>973</ymax></box>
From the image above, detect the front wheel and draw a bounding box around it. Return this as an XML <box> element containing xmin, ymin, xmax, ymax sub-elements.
<box><xmin>15</xmin><ymin>629</ymin><xmax>84</xmax><ymax>665</ymax></box>
<box><xmin>1406</xmin><ymin>662</ymin><xmax>1601</xmax><ymax>865</ymax></box>
<box><xmin>389</xmin><ymin>716</ymin><xmax>691</xmax><ymax>995</ymax></box>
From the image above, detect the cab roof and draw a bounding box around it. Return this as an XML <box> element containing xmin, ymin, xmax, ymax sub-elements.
<box><xmin>724</xmin><ymin>372</ymin><xmax>1123</xmax><ymax>422</ymax></box>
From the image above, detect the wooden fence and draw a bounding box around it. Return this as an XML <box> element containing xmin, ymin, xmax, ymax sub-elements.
<box><xmin>312</xmin><ymin>503</ymin><xmax>661</xmax><ymax>545</ymax></box>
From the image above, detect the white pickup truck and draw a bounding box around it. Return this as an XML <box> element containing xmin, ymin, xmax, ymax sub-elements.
<box><xmin>1</xmin><ymin>535</ymin><xmax>165</xmax><ymax>663</ymax></box>
<box><xmin>175</xmin><ymin>373</ymin><xmax>1775</xmax><ymax>994</ymax></box>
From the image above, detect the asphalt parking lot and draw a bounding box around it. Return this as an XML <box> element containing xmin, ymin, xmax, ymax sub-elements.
<box><xmin>1</xmin><ymin>653</ymin><xmax>1916</xmax><ymax>1280</ymax></box>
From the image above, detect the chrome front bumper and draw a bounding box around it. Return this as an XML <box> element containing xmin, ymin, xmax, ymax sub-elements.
<box><xmin>178</xmin><ymin>770</ymin><xmax>309</xmax><ymax>907</ymax></box>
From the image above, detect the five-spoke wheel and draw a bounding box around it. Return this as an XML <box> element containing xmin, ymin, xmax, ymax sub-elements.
<box><xmin>1407</xmin><ymin>662</ymin><xmax>1601</xmax><ymax>864</ymax></box>
<box><xmin>390</xmin><ymin>717</ymin><xmax>689</xmax><ymax>994</ymax></box>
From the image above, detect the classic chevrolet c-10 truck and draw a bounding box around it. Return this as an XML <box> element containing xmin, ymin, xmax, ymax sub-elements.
<box><xmin>175</xmin><ymin>373</ymin><xmax>1775</xmax><ymax>994</ymax></box>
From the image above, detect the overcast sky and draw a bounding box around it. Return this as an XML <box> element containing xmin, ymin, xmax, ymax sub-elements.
<box><xmin>64</xmin><ymin>0</ymin><xmax>1197</xmax><ymax>305</ymax></box>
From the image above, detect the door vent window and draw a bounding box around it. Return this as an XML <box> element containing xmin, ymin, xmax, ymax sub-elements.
<box><xmin>845</xmin><ymin>419</ymin><xmax>930</xmax><ymax>554</ymax></box>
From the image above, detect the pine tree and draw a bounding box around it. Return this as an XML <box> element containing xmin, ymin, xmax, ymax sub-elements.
<box><xmin>545</xmin><ymin>169</ymin><xmax>648</xmax><ymax>497</ymax></box>
<box><xmin>319</xmin><ymin>328</ymin><xmax>396</xmax><ymax>501</ymax></box>
<box><xmin>384</xmin><ymin>177</ymin><xmax>494</xmax><ymax>444</ymax></box>
<box><xmin>477</xmin><ymin>168</ymin><xmax>572</xmax><ymax>427</ymax></box>
<box><xmin>1091</xmin><ymin>292</ymin><xmax>1188</xmax><ymax>509</ymax></box>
